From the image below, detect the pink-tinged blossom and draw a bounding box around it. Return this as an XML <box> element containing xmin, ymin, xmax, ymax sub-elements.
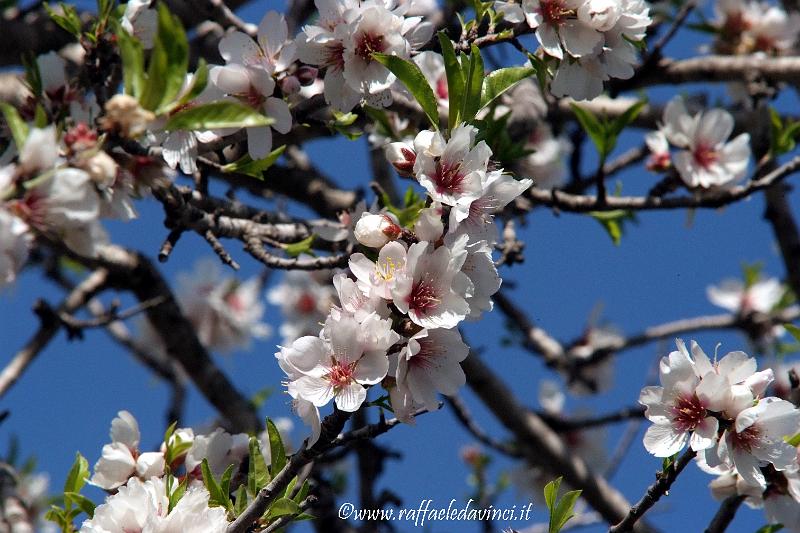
<box><xmin>268</xmin><ymin>270</ymin><xmax>336</xmax><ymax>344</ymax></box>
<box><xmin>639</xmin><ymin>340</ymin><xmax>720</xmax><ymax>456</ymax></box>
<box><xmin>90</xmin><ymin>411</ymin><xmax>165</xmax><ymax>490</ymax></box>
<box><xmin>391</xmin><ymin>237</ymin><xmax>474</xmax><ymax>329</ymax></box>
<box><xmin>331</xmin><ymin>272</ymin><xmax>387</xmax><ymax>323</ymax></box>
<box><xmin>176</xmin><ymin>260</ymin><xmax>270</xmax><ymax>352</ymax></box>
<box><xmin>715</xmin><ymin>397</ymin><xmax>800</xmax><ymax>488</ymax></box>
<box><xmin>656</xmin><ymin>97</ymin><xmax>751</xmax><ymax>189</ymax></box>
<box><xmin>446</xmin><ymin>236</ymin><xmax>501</xmax><ymax>320</ymax></box>
<box><xmin>353</xmin><ymin>212</ymin><xmax>402</xmax><ymax>248</ymax></box>
<box><xmin>707</xmin><ymin>276</ymin><xmax>785</xmax><ymax>315</ymax></box>
<box><xmin>516</xmin><ymin>124</ymin><xmax>572</xmax><ymax>190</ymax></box>
<box><xmin>80</xmin><ymin>477</ymin><xmax>228</xmax><ymax>533</ymax></box>
<box><xmin>219</xmin><ymin>11</ymin><xmax>297</xmax><ymax>75</ymax></box>
<box><xmin>286</xmin><ymin>314</ymin><xmax>390</xmax><ymax>412</ymax></box>
<box><xmin>414</xmin><ymin>51</ymin><xmax>449</xmax><ymax>110</ymax></box>
<box><xmin>209</xmin><ymin>64</ymin><xmax>292</xmax><ymax>159</ymax></box>
<box><xmin>121</xmin><ymin>0</ymin><xmax>157</xmax><ymax>48</ymax></box>
<box><xmin>349</xmin><ymin>240</ymin><xmax>408</xmax><ymax>300</ymax></box>
<box><xmin>185</xmin><ymin>428</ymin><xmax>249</xmax><ymax>480</ymax></box>
<box><xmin>413</xmin><ymin>124</ymin><xmax>490</xmax><ymax>224</ymax></box>
<box><xmin>396</xmin><ymin>328</ymin><xmax>469</xmax><ymax>411</ymax></box>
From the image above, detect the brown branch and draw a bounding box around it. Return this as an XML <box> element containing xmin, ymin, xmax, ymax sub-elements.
<box><xmin>609</xmin><ymin>448</ymin><xmax>696</xmax><ymax>532</ymax></box>
<box><xmin>526</xmin><ymin>154</ymin><xmax>800</xmax><ymax>213</ymax></box>
<box><xmin>764</xmin><ymin>183</ymin><xmax>800</xmax><ymax>301</ymax></box>
<box><xmin>462</xmin><ymin>354</ymin><xmax>655</xmax><ymax>532</ymax></box>
<box><xmin>446</xmin><ymin>395</ymin><xmax>522</xmax><ymax>457</ymax></box>
<box><xmin>704</xmin><ymin>495</ymin><xmax>745</xmax><ymax>533</ymax></box>
<box><xmin>243</xmin><ymin>235</ymin><xmax>349</xmax><ymax>270</ymax></box>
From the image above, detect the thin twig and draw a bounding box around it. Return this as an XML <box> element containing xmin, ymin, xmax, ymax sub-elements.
<box><xmin>446</xmin><ymin>395</ymin><xmax>521</xmax><ymax>457</ymax></box>
<box><xmin>609</xmin><ymin>448</ymin><xmax>697</xmax><ymax>532</ymax></box>
<box><xmin>704</xmin><ymin>495</ymin><xmax>745</xmax><ymax>533</ymax></box>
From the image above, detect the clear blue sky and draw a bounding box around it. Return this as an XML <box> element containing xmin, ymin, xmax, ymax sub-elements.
<box><xmin>2</xmin><ymin>1</ymin><xmax>799</xmax><ymax>532</ymax></box>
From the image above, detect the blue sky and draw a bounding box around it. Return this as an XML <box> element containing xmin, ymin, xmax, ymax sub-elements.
<box><xmin>3</xmin><ymin>1</ymin><xmax>800</xmax><ymax>532</ymax></box>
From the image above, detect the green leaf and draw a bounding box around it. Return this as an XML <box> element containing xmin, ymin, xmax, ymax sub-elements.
<box><xmin>140</xmin><ymin>4</ymin><xmax>189</xmax><ymax>112</ymax></box>
<box><xmin>461</xmin><ymin>44</ymin><xmax>484</xmax><ymax>122</ymax></box>
<box><xmin>248</xmin><ymin>436</ymin><xmax>269</xmax><ymax>496</ymax></box>
<box><xmin>551</xmin><ymin>489</ymin><xmax>582</xmax><ymax>533</ymax></box>
<box><xmin>479</xmin><ymin>66</ymin><xmax>535</xmax><ymax>111</ymax></box>
<box><xmin>168</xmin><ymin>476</ymin><xmax>188</xmax><ymax>513</ymax></box>
<box><xmin>265</xmin><ymin>497</ymin><xmax>302</xmax><ymax>520</ymax></box>
<box><xmin>438</xmin><ymin>32</ymin><xmax>464</xmax><ymax>128</ymax></box>
<box><xmin>165</xmin><ymin>102</ymin><xmax>274</xmax><ymax>131</ymax></box>
<box><xmin>176</xmin><ymin>60</ymin><xmax>209</xmax><ymax>107</ymax></box>
<box><xmin>543</xmin><ymin>477</ymin><xmax>561</xmax><ymax>513</ymax></box>
<box><xmin>267</xmin><ymin>418</ymin><xmax>287</xmax><ymax>477</ymax></box>
<box><xmin>201</xmin><ymin>459</ymin><xmax>230</xmax><ymax>509</ymax></box>
<box><xmin>784</xmin><ymin>431</ymin><xmax>800</xmax><ymax>447</ymax></box>
<box><xmin>221</xmin><ymin>145</ymin><xmax>285</xmax><ymax>178</ymax></box>
<box><xmin>33</xmin><ymin>103</ymin><xmax>48</xmax><ymax>128</ymax></box>
<box><xmin>0</xmin><ymin>103</ymin><xmax>29</xmax><ymax>149</ymax></box>
<box><xmin>608</xmin><ymin>99</ymin><xmax>647</xmax><ymax>138</ymax></box>
<box><xmin>284</xmin><ymin>235</ymin><xmax>316</xmax><ymax>258</ymax></box>
<box><xmin>293</xmin><ymin>479</ymin><xmax>310</xmax><ymax>504</ymax></box>
<box><xmin>786</xmin><ymin>324</ymin><xmax>800</xmax><ymax>344</ymax></box>
<box><xmin>755</xmin><ymin>525</ymin><xmax>784</xmax><ymax>533</ymax></box>
<box><xmin>21</xmin><ymin>52</ymin><xmax>43</xmax><ymax>98</ymax></box>
<box><xmin>589</xmin><ymin>209</ymin><xmax>637</xmax><ymax>246</ymax></box>
<box><xmin>116</xmin><ymin>25</ymin><xmax>145</xmax><ymax>97</ymax></box>
<box><xmin>233</xmin><ymin>484</ymin><xmax>249</xmax><ymax>516</ymax></box>
<box><xmin>373</xmin><ymin>53</ymin><xmax>439</xmax><ymax>130</ymax></box>
<box><xmin>64</xmin><ymin>492</ymin><xmax>95</xmax><ymax>518</ymax></box>
<box><xmin>96</xmin><ymin>0</ymin><xmax>115</xmax><ymax>27</ymax></box>
<box><xmin>63</xmin><ymin>453</ymin><xmax>90</xmax><ymax>496</ymax></box>
<box><xmin>571</xmin><ymin>104</ymin><xmax>607</xmax><ymax>159</ymax></box>
<box><xmin>44</xmin><ymin>3</ymin><xmax>83</xmax><ymax>38</ymax></box>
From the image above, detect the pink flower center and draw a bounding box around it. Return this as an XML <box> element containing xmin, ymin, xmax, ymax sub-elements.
<box><xmin>539</xmin><ymin>0</ymin><xmax>571</xmax><ymax>25</ymax></box>
<box><xmin>432</xmin><ymin>159</ymin><xmax>466</xmax><ymax>195</ymax></box>
<box><xmin>296</xmin><ymin>293</ymin><xmax>317</xmax><ymax>314</ymax></box>
<box><xmin>354</xmin><ymin>32</ymin><xmax>386</xmax><ymax>62</ymax></box>
<box><xmin>326</xmin><ymin>360</ymin><xmax>357</xmax><ymax>389</ymax></box>
<box><xmin>670</xmin><ymin>394</ymin><xmax>708</xmax><ymax>432</ymax></box>
<box><xmin>238</xmin><ymin>85</ymin><xmax>266</xmax><ymax>109</ymax></box>
<box><xmin>407</xmin><ymin>279</ymin><xmax>440</xmax><ymax>315</ymax></box>
<box><xmin>693</xmin><ymin>143</ymin><xmax>719</xmax><ymax>169</ymax></box>
<box><xmin>225</xmin><ymin>292</ymin><xmax>244</xmax><ymax>312</ymax></box>
<box><xmin>409</xmin><ymin>338</ymin><xmax>439</xmax><ymax>369</ymax></box>
<box><xmin>731</xmin><ymin>424</ymin><xmax>761</xmax><ymax>453</ymax></box>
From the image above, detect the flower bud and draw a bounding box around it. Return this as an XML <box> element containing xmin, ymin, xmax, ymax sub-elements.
<box><xmin>577</xmin><ymin>0</ymin><xmax>621</xmax><ymax>31</ymax></box>
<box><xmin>354</xmin><ymin>212</ymin><xmax>402</xmax><ymax>248</ymax></box>
<box><xmin>385</xmin><ymin>142</ymin><xmax>416</xmax><ymax>177</ymax></box>
<box><xmin>280</xmin><ymin>75</ymin><xmax>301</xmax><ymax>96</ymax></box>
<box><xmin>78</xmin><ymin>152</ymin><xmax>119</xmax><ymax>189</ymax></box>
<box><xmin>296</xmin><ymin>66</ymin><xmax>319</xmax><ymax>86</ymax></box>
<box><xmin>99</xmin><ymin>94</ymin><xmax>155</xmax><ymax>138</ymax></box>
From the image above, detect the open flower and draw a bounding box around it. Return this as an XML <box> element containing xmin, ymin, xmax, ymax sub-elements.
<box><xmin>396</xmin><ymin>328</ymin><xmax>469</xmax><ymax>411</ymax></box>
<box><xmin>349</xmin><ymin>240</ymin><xmax>408</xmax><ymax>300</ymax></box>
<box><xmin>391</xmin><ymin>237</ymin><xmax>474</xmax><ymax>329</ymax></box>
<box><xmin>656</xmin><ymin>97</ymin><xmax>751</xmax><ymax>189</ymax></box>
<box><xmin>90</xmin><ymin>411</ymin><xmax>165</xmax><ymax>490</ymax></box>
<box><xmin>286</xmin><ymin>314</ymin><xmax>390</xmax><ymax>412</ymax></box>
<box><xmin>219</xmin><ymin>11</ymin><xmax>296</xmax><ymax>74</ymax></box>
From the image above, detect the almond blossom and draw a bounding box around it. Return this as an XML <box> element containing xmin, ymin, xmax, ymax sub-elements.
<box><xmin>391</xmin><ymin>237</ymin><xmax>474</xmax><ymax>329</ymax></box>
<box><xmin>284</xmin><ymin>314</ymin><xmax>390</xmax><ymax>411</ymax></box>
<box><xmin>80</xmin><ymin>477</ymin><xmax>228</xmax><ymax>533</ymax></box>
<box><xmin>89</xmin><ymin>411</ymin><xmax>165</xmax><ymax>490</ymax></box>
<box><xmin>121</xmin><ymin>0</ymin><xmax>157</xmax><ymax>49</ymax></box>
<box><xmin>218</xmin><ymin>11</ymin><xmax>297</xmax><ymax>75</ymax></box>
<box><xmin>396</xmin><ymin>327</ymin><xmax>469</xmax><ymax>411</ymax></box>
<box><xmin>175</xmin><ymin>260</ymin><xmax>270</xmax><ymax>352</ymax></box>
<box><xmin>349</xmin><ymin>240</ymin><xmax>408</xmax><ymax>300</ymax></box>
<box><xmin>707</xmin><ymin>275</ymin><xmax>785</xmax><ymax>316</ymax></box>
<box><xmin>649</xmin><ymin>97</ymin><xmax>751</xmax><ymax>189</ymax></box>
<box><xmin>0</xmin><ymin>208</ymin><xmax>31</xmax><ymax>287</ymax></box>
<box><xmin>268</xmin><ymin>270</ymin><xmax>336</xmax><ymax>344</ymax></box>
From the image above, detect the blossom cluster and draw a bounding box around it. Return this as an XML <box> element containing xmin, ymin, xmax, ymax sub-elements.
<box><xmin>646</xmin><ymin>97</ymin><xmax>751</xmax><ymax>190</ymax></box>
<box><xmin>277</xmin><ymin>123</ymin><xmax>531</xmax><ymax>442</ymax></box>
<box><xmin>640</xmin><ymin>339</ymin><xmax>800</xmax><ymax>529</ymax></box>
<box><xmin>711</xmin><ymin>0</ymin><xmax>800</xmax><ymax>56</ymax></box>
<box><xmin>82</xmin><ymin>411</ymin><xmax>293</xmax><ymax>532</ymax></box>
<box><xmin>295</xmin><ymin>0</ymin><xmax>434</xmax><ymax>111</ymax></box>
<box><xmin>0</xmin><ymin>121</ymin><xmax>172</xmax><ymax>286</ymax></box>
<box><xmin>495</xmin><ymin>0</ymin><xmax>652</xmax><ymax>100</ymax></box>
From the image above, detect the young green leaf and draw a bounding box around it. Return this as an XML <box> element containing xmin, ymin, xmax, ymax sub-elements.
<box><xmin>234</xmin><ymin>484</ymin><xmax>249</xmax><ymax>516</ymax></box>
<box><xmin>438</xmin><ymin>32</ymin><xmax>464</xmax><ymax>127</ymax></box>
<box><xmin>165</xmin><ymin>102</ymin><xmax>274</xmax><ymax>131</ymax></box>
<box><xmin>220</xmin><ymin>145</ymin><xmax>286</xmax><ymax>179</ymax></box>
<box><xmin>461</xmin><ymin>44</ymin><xmax>485</xmax><ymax>122</ymax></box>
<box><xmin>64</xmin><ymin>452</ymin><xmax>90</xmax><ymax>496</ymax></box>
<box><xmin>248</xmin><ymin>436</ymin><xmax>270</xmax><ymax>496</ymax></box>
<box><xmin>44</xmin><ymin>3</ymin><xmax>83</xmax><ymax>38</ymax></box>
<box><xmin>589</xmin><ymin>209</ymin><xmax>637</xmax><ymax>246</ymax></box>
<box><xmin>64</xmin><ymin>492</ymin><xmax>95</xmax><ymax>518</ymax></box>
<box><xmin>265</xmin><ymin>497</ymin><xmax>302</xmax><ymax>520</ymax></box>
<box><xmin>176</xmin><ymin>59</ymin><xmax>209</xmax><ymax>107</ymax></box>
<box><xmin>373</xmin><ymin>53</ymin><xmax>439</xmax><ymax>129</ymax></box>
<box><xmin>543</xmin><ymin>476</ymin><xmax>561</xmax><ymax>513</ymax></box>
<box><xmin>200</xmin><ymin>458</ymin><xmax>228</xmax><ymax>509</ymax></box>
<box><xmin>0</xmin><ymin>103</ymin><xmax>29</xmax><ymax>149</ymax></box>
<box><xmin>116</xmin><ymin>24</ymin><xmax>145</xmax><ymax>97</ymax></box>
<box><xmin>608</xmin><ymin>99</ymin><xmax>647</xmax><ymax>138</ymax></box>
<box><xmin>551</xmin><ymin>489</ymin><xmax>582</xmax><ymax>533</ymax></box>
<box><xmin>140</xmin><ymin>4</ymin><xmax>189</xmax><ymax>112</ymax></box>
<box><xmin>479</xmin><ymin>66</ymin><xmax>535</xmax><ymax>111</ymax></box>
<box><xmin>571</xmin><ymin>104</ymin><xmax>607</xmax><ymax>158</ymax></box>
<box><xmin>267</xmin><ymin>418</ymin><xmax>287</xmax><ymax>476</ymax></box>
<box><xmin>284</xmin><ymin>235</ymin><xmax>316</xmax><ymax>258</ymax></box>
